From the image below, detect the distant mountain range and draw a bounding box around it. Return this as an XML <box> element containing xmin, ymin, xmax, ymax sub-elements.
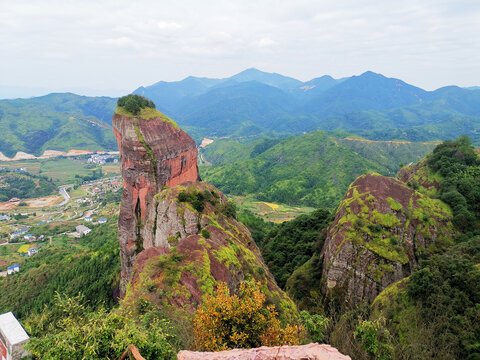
<box><xmin>133</xmin><ymin>68</ymin><xmax>480</xmax><ymax>143</ymax></box>
<box><xmin>0</xmin><ymin>68</ymin><xmax>479</xmax><ymax>157</ymax></box>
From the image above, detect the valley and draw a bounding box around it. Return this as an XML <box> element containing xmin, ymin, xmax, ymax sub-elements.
<box><xmin>0</xmin><ymin>78</ymin><xmax>479</xmax><ymax>360</ymax></box>
<box><xmin>0</xmin><ymin>152</ymin><xmax>123</xmax><ymax>277</ymax></box>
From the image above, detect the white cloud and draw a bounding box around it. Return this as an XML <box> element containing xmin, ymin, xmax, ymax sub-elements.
<box><xmin>103</xmin><ymin>37</ymin><xmax>135</xmax><ymax>47</ymax></box>
<box><xmin>257</xmin><ymin>37</ymin><xmax>275</xmax><ymax>48</ymax></box>
<box><xmin>0</xmin><ymin>0</ymin><xmax>479</xmax><ymax>95</ymax></box>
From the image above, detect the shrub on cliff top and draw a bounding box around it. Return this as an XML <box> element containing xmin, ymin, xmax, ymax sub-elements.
<box><xmin>117</xmin><ymin>94</ymin><xmax>156</xmax><ymax>115</ymax></box>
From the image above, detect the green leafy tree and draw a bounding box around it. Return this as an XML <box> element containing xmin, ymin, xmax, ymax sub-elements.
<box><xmin>354</xmin><ymin>319</ymin><xmax>393</xmax><ymax>360</ymax></box>
<box><xmin>299</xmin><ymin>311</ymin><xmax>329</xmax><ymax>343</ymax></box>
<box><xmin>117</xmin><ymin>94</ymin><xmax>156</xmax><ymax>115</ymax></box>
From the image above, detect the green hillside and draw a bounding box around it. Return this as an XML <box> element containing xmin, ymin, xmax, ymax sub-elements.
<box><xmin>0</xmin><ymin>222</ymin><xmax>119</xmax><ymax>320</ymax></box>
<box><xmin>0</xmin><ymin>93</ymin><xmax>117</xmax><ymax>157</ymax></box>
<box><xmin>0</xmin><ymin>171</ymin><xmax>56</xmax><ymax>201</ymax></box>
<box><xmin>200</xmin><ymin>132</ymin><xmax>436</xmax><ymax>208</ymax></box>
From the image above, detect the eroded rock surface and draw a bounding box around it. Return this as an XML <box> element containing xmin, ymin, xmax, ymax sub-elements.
<box><xmin>321</xmin><ymin>173</ymin><xmax>454</xmax><ymax>304</ymax></box>
<box><xmin>113</xmin><ymin>110</ymin><xmax>199</xmax><ymax>292</ymax></box>
<box><xmin>177</xmin><ymin>343</ymin><xmax>351</xmax><ymax>360</ymax></box>
<box><xmin>397</xmin><ymin>158</ymin><xmax>441</xmax><ymax>196</ymax></box>
<box><xmin>124</xmin><ymin>182</ymin><xmax>296</xmax><ymax>321</ymax></box>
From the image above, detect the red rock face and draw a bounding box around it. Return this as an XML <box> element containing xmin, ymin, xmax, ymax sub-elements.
<box><xmin>112</xmin><ymin>112</ymin><xmax>200</xmax><ymax>294</ymax></box>
<box><xmin>321</xmin><ymin>173</ymin><xmax>454</xmax><ymax>304</ymax></box>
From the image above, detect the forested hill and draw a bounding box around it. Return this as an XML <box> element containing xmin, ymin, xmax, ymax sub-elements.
<box><xmin>246</xmin><ymin>136</ymin><xmax>480</xmax><ymax>359</ymax></box>
<box><xmin>200</xmin><ymin>131</ymin><xmax>437</xmax><ymax>208</ymax></box>
<box><xmin>0</xmin><ymin>171</ymin><xmax>56</xmax><ymax>202</ymax></box>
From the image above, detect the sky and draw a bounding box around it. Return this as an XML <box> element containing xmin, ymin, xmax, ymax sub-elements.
<box><xmin>1</xmin><ymin>0</ymin><xmax>479</xmax><ymax>98</ymax></box>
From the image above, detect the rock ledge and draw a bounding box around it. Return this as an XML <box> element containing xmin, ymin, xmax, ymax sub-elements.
<box><xmin>177</xmin><ymin>343</ymin><xmax>351</xmax><ymax>360</ymax></box>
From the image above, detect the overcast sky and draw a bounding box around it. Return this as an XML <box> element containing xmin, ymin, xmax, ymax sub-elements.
<box><xmin>1</xmin><ymin>0</ymin><xmax>479</xmax><ymax>98</ymax></box>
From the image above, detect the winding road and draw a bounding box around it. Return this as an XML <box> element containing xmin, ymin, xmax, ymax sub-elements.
<box><xmin>57</xmin><ymin>184</ymin><xmax>73</xmax><ymax>207</ymax></box>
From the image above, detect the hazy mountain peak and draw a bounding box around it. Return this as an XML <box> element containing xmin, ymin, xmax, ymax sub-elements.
<box><xmin>230</xmin><ymin>68</ymin><xmax>302</xmax><ymax>90</ymax></box>
<box><xmin>360</xmin><ymin>70</ymin><xmax>382</xmax><ymax>77</ymax></box>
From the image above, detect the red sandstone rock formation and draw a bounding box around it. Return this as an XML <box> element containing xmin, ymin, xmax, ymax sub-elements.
<box><xmin>112</xmin><ymin>111</ymin><xmax>200</xmax><ymax>293</ymax></box>
<box><xmin>321</xmin><ymin>173</ymin><xmax>454</xmax><ymax>304</ymax></box>
<box><xmin>177</xmin><ymin>343</ymin><xmax>351</xmax><ymax>360</ymax></box>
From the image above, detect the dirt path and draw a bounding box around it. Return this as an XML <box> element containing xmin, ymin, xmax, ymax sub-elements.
<box><xmin>341</xmin><ymin>137</ymin><xmax>440</xmax><ymax>145</ymax></box>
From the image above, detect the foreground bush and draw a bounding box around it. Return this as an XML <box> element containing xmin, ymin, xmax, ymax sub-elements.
<box><xmin>193</xmin><ymin>280</ymin><xmax>302</xmax><ymax>351</ymax></box>
<box><xmin>26</xmin><ymin>294</ymin><xmax>178</xmax><ymax>360</ymax></box>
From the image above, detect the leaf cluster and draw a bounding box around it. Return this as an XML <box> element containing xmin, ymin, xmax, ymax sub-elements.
<box><xmin>177</xmin><ymin>188</ymin><xmax>236</xmax><ymax>218</ymax></box>
<box><xmin>428</xmin><ymin>135</ymin><xmax>480</xmax><ymax>234</ymax></box>
<box><xmin>25</xmin><ymin>293</ymin><xmax>178</xmax><ymax>360</ymax></box>
<box><xmin>193</xmin><ymin>281</ymin><xmax>302</xmax><ymax>351</ymax></box>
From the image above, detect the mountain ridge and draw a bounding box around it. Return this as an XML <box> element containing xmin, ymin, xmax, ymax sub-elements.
<box><xmin>1</xmin><ymin>68</ymin><xmax>480</xmax><ymax>157</ymax></box>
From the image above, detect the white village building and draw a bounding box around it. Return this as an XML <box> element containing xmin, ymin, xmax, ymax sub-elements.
<box><xmin>75</xmin><ymin>225</ymin><xmax>91</xmax><ymax>236</ymax></box>
<box><xmin>0</xmin><ymin>312</ymin><xmax>29</xmax><ymax>360</ymax></box>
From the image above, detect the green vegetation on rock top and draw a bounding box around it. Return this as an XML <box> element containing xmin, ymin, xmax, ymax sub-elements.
<box><xmin>117</xmin><ymin>94</ymin><xmax>155</xmax><ymax>115</ymax></box>
<box><xmin>115</xmin><ymin>106</ymin><xmax>179</xmax><ymax>129</ymax></box>
<box><xmin>116</xmin><ymin>94</ymin><xmax>178</xmax><ymax>129</ymax></box>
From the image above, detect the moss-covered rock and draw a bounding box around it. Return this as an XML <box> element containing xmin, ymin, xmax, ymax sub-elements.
<box><xmin>321</xmin><ymin>173</ymin><xmax>454</xmax><ymax>305</ymax></box>
<box><xmin>397</xmin><ymin>157</ymin><xmax>443</xmax><ymax>196</ymax></box>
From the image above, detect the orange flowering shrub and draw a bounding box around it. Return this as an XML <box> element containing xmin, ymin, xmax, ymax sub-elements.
<box><xmin>193</xmin><ymin>280</ymin><xmax>302</xmax><ymax>351</ymax></box>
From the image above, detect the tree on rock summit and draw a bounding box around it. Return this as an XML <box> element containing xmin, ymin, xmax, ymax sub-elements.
<box><xmin>117</xmin><ymin>94</ymin><xmax>156</xmax><ymax>115</ymax></box>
